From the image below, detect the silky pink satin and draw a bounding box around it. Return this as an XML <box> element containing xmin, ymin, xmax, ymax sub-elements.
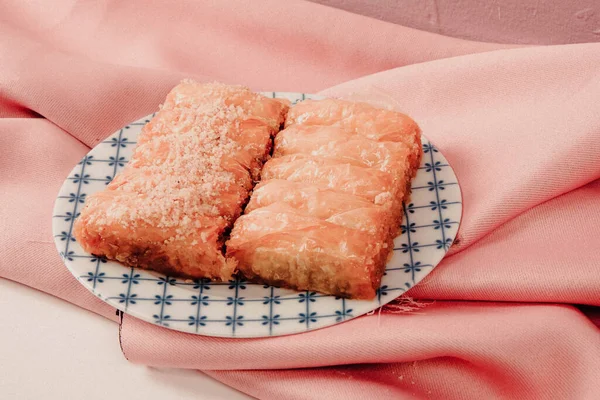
<box><xmin>1</xmin><ymin>1</ymin><xmax>599</xmax><ymax>399</ymax></box>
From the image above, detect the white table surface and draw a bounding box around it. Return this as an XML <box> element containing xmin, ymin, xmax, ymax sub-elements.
<box><xmin>0</xmin><ymin>278</ymin><xmax>252</xmax><ymax>400</ymax></box>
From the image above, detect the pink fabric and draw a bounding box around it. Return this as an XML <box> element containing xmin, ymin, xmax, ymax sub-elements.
<box><xmin>201</xmin><ymin>303</ymin><xmax>600</xmax><ymax>399</ymax></box>
<box><xmin>1</xmin><ymin>1</ymin><xmax>599</xmax><ymax>399</ymax></box>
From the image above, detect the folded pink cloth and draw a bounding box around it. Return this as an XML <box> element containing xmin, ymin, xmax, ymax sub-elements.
<box><xmin>1</xmin><ymin>1</ymin><xmax>599</xmax><ymax>399</ymax></box>
<box><xmin>123</xmin><ymin>303</ymin><xmax>600</xmax><ymax>399</ymax></box>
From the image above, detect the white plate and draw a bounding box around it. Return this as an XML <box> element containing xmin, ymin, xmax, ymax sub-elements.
<box><xmin>52</xmin><ymin>92</ymin><xmax>462</xmax><ymax>338</ymax></box>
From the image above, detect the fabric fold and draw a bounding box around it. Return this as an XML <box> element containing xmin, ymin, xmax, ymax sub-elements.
<box><xmin>322</xmin><ymin>43</ymin><xmax>600</xmax><ymax>253</ymax></box>
<box><xmin>120</xmin><ymin>302</ymin><xmax>600</xmax><ymax>372</ymax></box>
<box><xmin>0</xmin><ymin>118</ymin><xmax>117</xmax><ymax>320</ymax></box>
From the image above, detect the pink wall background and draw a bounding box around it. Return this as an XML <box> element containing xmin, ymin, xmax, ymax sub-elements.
<box><xmin>310</xmin><ymin>0</ymin><xmax>600</xmax><ymax>45</ymax></box>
